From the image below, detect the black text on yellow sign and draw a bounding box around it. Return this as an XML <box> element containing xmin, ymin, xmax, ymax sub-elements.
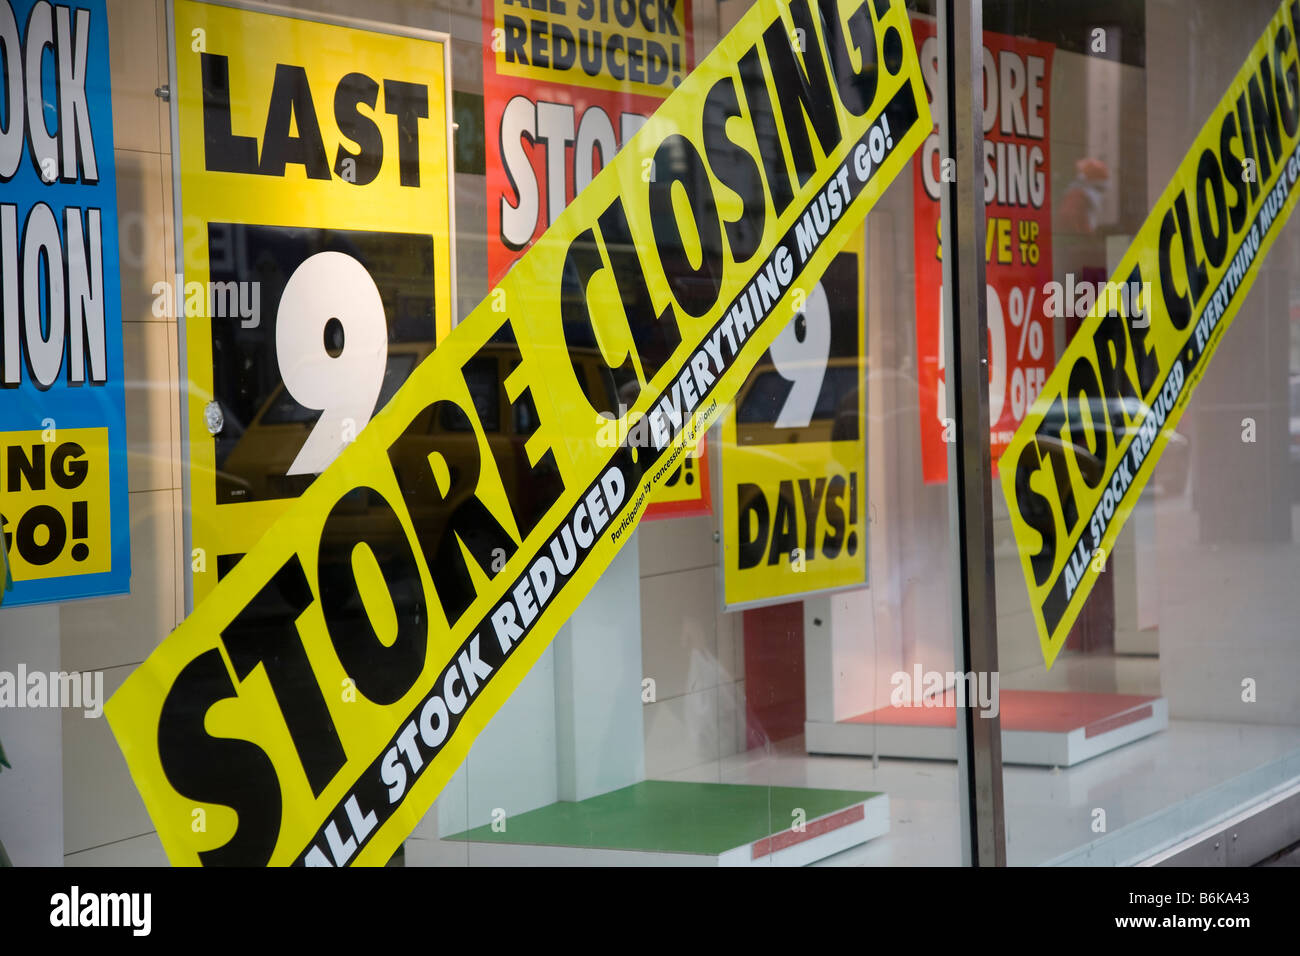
<box><xmin>108</xmin><ymin>0</ymin><xmax>929</xmax><ymax>866</ymax></box>
<box><xmin>722</xmin><ymin>236</ymin><xmax>867</xmax><ymax>608</ymax></box>
<box><xmin>173</xmin><ymin>0</ymin><xmax>455</xmax><ymax>607</ymax></box>
<box><xmin>0</xmin><ymin>429</ymin><xmax>112</xmax><ymax>581</ymax></box>
<box><xmin>1001</xmin><ymin>0</ymin><xmax>1300</xmax><ymax>668</ymax></box>
<box><xmin>491</xmin><ymin>0</ymin><xmax>692</xmax><ymax>98</ymax></box>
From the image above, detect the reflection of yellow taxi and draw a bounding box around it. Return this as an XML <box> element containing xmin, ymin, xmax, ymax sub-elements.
<box><xmin>220</xmin><ymin>340</ymin><xmax>621</xmax><ymax>609</ymax></box>
<box><xmin>320</xmin><ymin>341</ymin><xmax>624</xmax><ymax>615</ymax></box>
<box><xmin>1031</xmin><ymin>396</ymin><xmax>1190</xmax><ymax>497</ymax></box>
<box><xmin>219</xmin><ymin>341</ymin><xmax>434</xmax><ymax>503</ymax></box>
<box><xmin>733</xmin><ymin>356</ymin><xmax>864</xmax><ymax>446</ymax></box>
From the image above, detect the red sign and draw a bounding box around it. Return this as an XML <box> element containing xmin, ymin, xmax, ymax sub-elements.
<box><xmin>482</xmin><ymin>0</ymin><xmax>704</xmax><ymax>519</ymax></box>
<box><xmin>911</xmin><ymin>19</ymin><xmax>1055</xmax><ymax>483</ymax></box>
<box><xmin>482</xmin><ymin>0</ymin><xmax>694</xmax><ymax>285</ymax></box>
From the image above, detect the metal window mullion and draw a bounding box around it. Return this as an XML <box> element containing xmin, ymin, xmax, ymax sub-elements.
<box><xmin>936</xmin><ymin>0</ymin><xmax>1007</xmax><ymax>867</ymax></box>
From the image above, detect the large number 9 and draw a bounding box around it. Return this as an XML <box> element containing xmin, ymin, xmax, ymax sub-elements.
<box><xmin>768</xmin><ymin>281</ymin><xmax>832</xmax><ymax>429</ymax></box>
<box><xmin>276</xmin><ymin>252</ymin><xmax>389</xmax><ymax>476</ymax></box>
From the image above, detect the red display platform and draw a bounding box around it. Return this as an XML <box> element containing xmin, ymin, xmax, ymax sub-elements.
<box><xmin>805</xmin><ymin>690</ymin><xmax>1167</xmax><ymax>767</ymax></box>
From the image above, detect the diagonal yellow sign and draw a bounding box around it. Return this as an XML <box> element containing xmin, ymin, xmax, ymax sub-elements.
<box><xmin>108</xmin><ymin>0</ymin><xmax>930</xmax><ymax>866</ymax></box>
<box><xmin>1001</xmin><ymin>0</ymin><xmax>1300</xmax><ymax>668</ymax></box>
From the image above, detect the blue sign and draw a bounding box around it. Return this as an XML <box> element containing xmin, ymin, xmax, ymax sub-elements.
<box><xmin>0</xmin><ymin>0</ymin><xmax>129</xmax><ymax>604</ymax></box>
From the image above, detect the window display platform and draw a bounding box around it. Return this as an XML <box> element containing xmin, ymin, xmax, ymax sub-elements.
<box><xmin>443</xmin><ymin>780</ymin><xmax>888</xmax><ymax>866</ymax></box>
<box><xmin>805</xmin><ymin>690</ymin><xmax>1168</xmax><ymax>767</ymax></box>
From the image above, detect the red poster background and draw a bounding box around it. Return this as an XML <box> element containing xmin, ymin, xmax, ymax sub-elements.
<box><xmin>912</xmin><ymin>19</ymin><xmax>1055</xmax><ymax>483</ymax></box>
<box><xmin>482</xmin><ymin>2</ymin><xmax>694</xmax><ymax>286</ymax></box>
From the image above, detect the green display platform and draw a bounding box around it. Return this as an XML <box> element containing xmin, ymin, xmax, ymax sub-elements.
<box><xmin>446</xmin><ymin>780</ymin><xmax>889</xmax><ymax>866</ymax></box>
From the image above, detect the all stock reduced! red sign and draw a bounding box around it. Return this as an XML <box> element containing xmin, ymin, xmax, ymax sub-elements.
<box><xmin>483</xmin><ymin>0</ymin><xmax>694</xmax><ymax>286</ymax></box>
<box><xmin>911</xmin><ymin>18</ymin><xmax>1054</xmax><ymax>483</ymax></box>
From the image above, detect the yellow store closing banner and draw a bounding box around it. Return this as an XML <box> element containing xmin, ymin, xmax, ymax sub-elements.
<box><xmin>721</xmin><ymin>228</ymin><xmax>866</xmax><ymax>609</ymax></box>
<box><xmin>170</xmin><ymin>0</ymin><xmax>456</xmax><ymax>606</ymax></box>
<box><xmin>1001</xmin><ymin>0</ymin><xmax>1300</xmax><ymax>668</ymax></box>
<box><xmin>108</xmin><ymin>0</ymin><xmax>930</xmax><ymax>866</ymax></box>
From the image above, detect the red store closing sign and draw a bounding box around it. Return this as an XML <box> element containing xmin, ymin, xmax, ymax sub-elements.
<box><xmin>911</xmin><ymin>18</ymin><xmax>1055</xmax><ymax>483</ymax></box>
